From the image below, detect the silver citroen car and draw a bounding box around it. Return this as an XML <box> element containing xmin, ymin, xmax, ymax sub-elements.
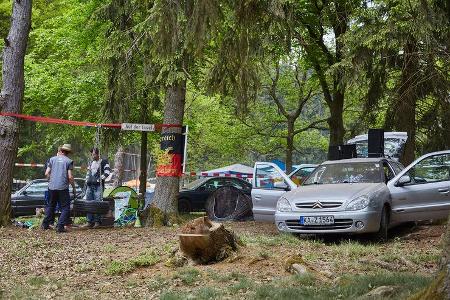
<box><xmin>270</xmin><ymin>151</ymin><xmax>450</xmax><ymax>239</ymax></box>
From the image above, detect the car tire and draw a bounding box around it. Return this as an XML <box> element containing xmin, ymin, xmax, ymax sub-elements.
<box><xmin>72</xmin><ymin>200</ymin><xmax>110</xmax><ymax>215</ymax></box>
<box><xmin>178</xmin><ymin>198</ymin><xmax>191</xmax><ymax>214</ymax></box>
<box><xmin>374</xmin><ymin>205</ymin><xmax>390</xmax><ymax>242</ymax></box>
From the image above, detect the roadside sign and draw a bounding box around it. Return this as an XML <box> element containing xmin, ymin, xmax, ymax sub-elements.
<box><xmin>121</xmin><ymin>123</ymin><xmax>155</xmax><ymax>132</ymax></box>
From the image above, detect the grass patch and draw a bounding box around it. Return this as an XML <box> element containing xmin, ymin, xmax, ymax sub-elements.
<box><xmin>103</xmin><ymin>244</ymin><xmax>117</xmax><ymax>253</ymax></box>
<box><xmin>258</xmin><ymin>250</ymin><xmax>270</xmax><ymax>259</ymax></box>
<box><xmin>173</xmin><ymin>267</ymin><xmax>201</xmax><ymax>285</ymax></box>
<box><xmin>126</xmin><ymin>278</ymin><xmax>138</xmax><ymax>288</ymax></box>
<box><xmin>228</xmin><ymin>276</ymin><xmax>254</xmax><ymax>293</ymax></box>
<box><xmin>241</xmin><ymin>233</ymin><xmax>302</xmax><ymax>246</ymax></box>
<box><xmin>328</xmin><ymin>240</ymin><xmax>379</xmax><ymax>258</ymax></box>
<box><xmin>251</xmin><ymin>272</ymin><xmax>431</xmax><ymax>299</ymax></box>
<box><xmin>105</xmin><ymin>261</ymin><xmax>133</xmax><ymax>275</ymax></box>
<box><xmin>74</xmin><ymin>217</ymin><xmax>87</xmax><ymax>225</ymax></box>
<box><xmin>75</xmin><ymin>262</ymin><xmax>97</xmax><ymax>273</ymax></box>
<box><xmin>148</xmin><ymin>275</ymin><xmax>168</xmax><ymax>292</ymax></box>
<box><xmin>160</xmin><ymin>291</ymin><xmax>185</xmax><ymax>300</ymax></box>
<box><xmin>408</xmin><ymin>252</ymin><xmax>441</xmax><ymax>265</ymax></box>
<box><xmin>10</xmin><ymin>286</ymin><xmax>38</xmax><ymax>299</ymax></box>
<box><xmin>195</xmin><ymin>287</ymin><xmax>219</xmax><ymax>300</ymax></box>
<box><xmin>207</xmin><ymin>271</ymin><xmax>246</xmax><ymax>283</ymax></box>
<box><xmin>28</xmin><ymin>276</ymin><xmax>47</xmax><ymax>287</ymax></box>
<box><xmin>105</xmin><ymin>250</ymin><xmax>160</xmax><ymax>275</ymax></box>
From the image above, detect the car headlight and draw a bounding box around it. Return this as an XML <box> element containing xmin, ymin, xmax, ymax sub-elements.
<box><xmin>346</xmin><ymin>195</ymin><xmax>370</xmax><ymax>211</ymax></box>
<box><xmin>277</xmin><ymin>197</ymin><xmax>292</xmax><ymax>212</ymax></box>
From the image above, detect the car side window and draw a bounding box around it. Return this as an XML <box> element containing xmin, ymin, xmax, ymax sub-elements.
<box><xmin>255</xmin><ymin>164</ymin><xmax>288</xmax><ymax>189</ymax></box>
<box><xmin>396</xmin><ymin>162</ymin><xmax>405</xmax><ymax>171</ymax></box>
<box><xmin>405</xmin><ymin>153</ymin><xmax>450</xmax><ymax>185</ymax></box>
<box><xmin>389</xmin><ymin>161</ymin><xmax>402</xmax><ymax>175</ymax></box>
<box><xmin>24</xmin><ymin>182</ymin><xmax>48</xmax><ymax>196</ymax></box>
<box><xmin>383</xmin><ymin>162</ymin><xmax>395</xmax><ymax>182</ymax></box>
<box><xmin>291</xmin><ymin>167</ymin><xmax>316</xmax><ymax>186</ymax></box>
<box><xmin>203</xmin><ymin>179</ymin><xmax>220</xmax><ymax>190</ymax></box>
<box><xmin>223</xmin><ymin>179</ymin><xmax>244</xmax><ymax>190</ymax></box>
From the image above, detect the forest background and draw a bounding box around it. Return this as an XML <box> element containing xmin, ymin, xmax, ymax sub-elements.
<box><xmin>0</xmin><ymin>0</ymin><xmax>448</xmax><ymax>182</ymax></box>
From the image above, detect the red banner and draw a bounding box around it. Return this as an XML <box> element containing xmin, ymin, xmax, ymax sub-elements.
<box><xmin>156</xmin><ymin>133</ymin><xmax>184</xmax><ymax>177</ymax></box>
<box><xmin>156</xmin><ymin>153</ymin><xmax>183</xmax><ymax>177</ymax></box>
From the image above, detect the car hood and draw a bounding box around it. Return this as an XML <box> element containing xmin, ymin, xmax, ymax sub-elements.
<box><xmin>285</xmin><ymin>183</ymin><xmax>384</xmax><ymax>204</ymax></box>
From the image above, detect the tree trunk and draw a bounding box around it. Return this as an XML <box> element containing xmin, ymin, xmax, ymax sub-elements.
<box><xmin>286</xmin><ymin>119</ymin><xmax>295</xmax><ymax>174</ymax></box>
<box><xmin>0</xmin><ymin>0</ymin><xmax>32</xmax><ymax>226</ymax></box>
<box><xmin>139</xmin><ymin>132</ymin><xmax>148</xmax><ymax>196</ymax></box>
<box><xmin>327</xmin><ymin>92</ymin><xmax>345</xmax><ymax>159</ymax></box>
<box><xmin>396</xmin><ymin>40</ymin><xmax>418</xmax><ymax>166</ymax></box>
<box><xmin>146</xmin><ymin>79</ymin><xmax>186</xmax><ymax>224</ymax></box>
<box><xmin>113</xmin><ymin>146</ymin><xmax>125</xmax><ymax>187</ymax></box>
<box><xmin>139</xmin><ymin>93</ymin><xmax>148</xmax><ymax>196</ymax></box>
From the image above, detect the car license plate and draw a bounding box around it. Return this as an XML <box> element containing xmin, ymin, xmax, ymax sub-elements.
<box><xmin>300</xmin><ymin>216</ymin><xmax>334</xmax><ymax>225</ymax></box>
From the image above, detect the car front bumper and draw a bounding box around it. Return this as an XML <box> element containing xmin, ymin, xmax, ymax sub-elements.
<box><xmin>274</xmin><ymin>210</ymin><xmax>381</xmax><ymax>234</ymax></box>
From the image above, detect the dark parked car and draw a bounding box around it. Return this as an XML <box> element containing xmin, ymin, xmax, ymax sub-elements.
<box><xmin>11</xmin><ymin>179</ymin><xmax>84</xmax><ymax>217</ymax></box>
<box><xmin>178</xmin><ymin>177</ymin><xmax>252</xmax><ymax>212</ymax></box>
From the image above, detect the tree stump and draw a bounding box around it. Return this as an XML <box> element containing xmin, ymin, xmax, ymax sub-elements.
<box><xmin>178</xmin><ymin>216</ymin><xmax>239</xmax><ymax>264</ymax></box>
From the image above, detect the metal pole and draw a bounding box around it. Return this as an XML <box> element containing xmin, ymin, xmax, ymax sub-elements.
<box><xmin>96</xmin><ymin>125</ymin><xmax>103</xmax><ymax>201</ymax></box>
<box><xmin>182</xmin><ymin>125</ymin><xmax>188</xmax><ymax>174</ymax></box>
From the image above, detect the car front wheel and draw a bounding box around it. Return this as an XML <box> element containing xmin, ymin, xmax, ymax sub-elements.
<box><xmin>373</xmin><ymin>205</ymin><xmax>390</xmax><ymax>242</ymax></box>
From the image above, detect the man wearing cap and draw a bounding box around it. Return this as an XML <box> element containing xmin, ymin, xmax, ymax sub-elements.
<box><xmin>42</xmin><ymin>144</ymin><xmax>76</xmax><ymax>233</ymax></box>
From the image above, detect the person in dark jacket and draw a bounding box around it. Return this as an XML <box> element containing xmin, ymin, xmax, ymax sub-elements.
<box><xmin>83</xmin><ymin>147</ymin><xmax>111</xmax><ymax>228</ymax></box>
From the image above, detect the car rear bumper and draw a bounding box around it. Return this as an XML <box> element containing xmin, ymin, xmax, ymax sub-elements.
<box><xmin>274</xmin><ymin>210</ymin><xmax>381</xmax><ymax>234</ymax></box>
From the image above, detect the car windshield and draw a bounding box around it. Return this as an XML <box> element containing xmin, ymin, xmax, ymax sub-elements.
<box><xmin>183</xmin><ymin>178</ymin><xmax>209</xmax><ymax>190</ymax></box>
<box><xmin>303</xmin><ymin>162</ymin><xmax>382</xmax><ymax>185</ymax></box>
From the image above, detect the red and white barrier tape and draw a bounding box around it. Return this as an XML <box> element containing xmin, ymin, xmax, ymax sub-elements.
<box><xmin>184</xmin><ymin>172</ymin><xmax>254</xmax><ymax>178</ymax></box>
<box><xmin>15</xmin><ymin>163</ymin><xmax>261</xmax><ymax>178</ymax></box>
<box><xmin>0</xmin><ymin>112</ymin><xmax>182</xmax><ymax>130</ymax></box>
<box><xmin>14</xmin><ymin>163</ymin><xmax>136</xmax><ymax>172</ymax></box>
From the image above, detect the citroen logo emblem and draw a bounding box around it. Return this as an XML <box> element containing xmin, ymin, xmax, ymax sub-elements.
<box><xmin>312</xmin><ymin>201</ymin><xmax>323</xmax><ymax>209</ymax></box>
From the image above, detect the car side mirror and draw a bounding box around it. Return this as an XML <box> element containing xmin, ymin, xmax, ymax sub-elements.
<box><xmin>274</xmin><ymin>181</ymin><xmax>290</xmax><ymax>191</ymax></box>
<box><xmin>197</xmin><ymin>186</ymin><xmax>206</xmax><ymax>191</ymax></box>
<box><xmin>22</xmin><ymin>190</ymin><xmax>27</xmax><ymax>196</ymax></box>
<box><xmin>396</xmin><ymin>175</ymin><xmax>411</xmax><ymax>187</ymax></box>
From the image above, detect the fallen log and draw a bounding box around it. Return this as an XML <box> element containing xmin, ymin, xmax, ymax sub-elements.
<box><xmin>178</xmin><ymin>216</ymin><xmax>239</xmax><ymax>264</ymax></box>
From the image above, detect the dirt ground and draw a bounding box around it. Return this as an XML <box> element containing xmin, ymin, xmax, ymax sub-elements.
<box><xmin>0</xmin><ymin>219</ymin><xmax>446</xmax><ymax>299</ymax></box>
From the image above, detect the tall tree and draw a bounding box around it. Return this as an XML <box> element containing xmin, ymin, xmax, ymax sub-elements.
<box><xmin>240</xmin><ymin>58</ymin><xmax>327</xmax><ymax>173</ymax></box>
<box><xmin>346</xmin><ymin>0</ymin><xmax>449</xmax><ymax>165</ymax></box>
<box><xmin>145</xmin><ymin>0</ymin><xmax>222</xmax><ymax>223</ymax></box>
<box><xmin>207</xmin><ymin>1</ymin><xmax>358</xmax><ymax>155</ymax></box>
<box><xmin>0</xmin><ymin>0</ymin><xmax>32</xmax><ymax>226</ymax></box>
<box><xmin>290</xmin><ymin>0</ymin><xmax>358</xmax><ymax>151</ymax></box>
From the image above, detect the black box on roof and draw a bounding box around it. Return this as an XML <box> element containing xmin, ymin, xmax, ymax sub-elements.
<box><xmin>368</xmin><ymin>128</ymin><xmax>384</xmax><ymax>158</ymax></box>
<box><xmin>328</xmin><ymin>144</ymin><xmax>357</xmax><ymax>160</ymax></box>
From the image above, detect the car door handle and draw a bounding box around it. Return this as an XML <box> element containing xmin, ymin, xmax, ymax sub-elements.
<box><xmin>254</xmin><ymin>196</ymin><xmax>261</xmax><ymax>201</ymax></box>
<box><xmin>438</xmin><ymin>188</ymin><xmax>449</xmax><ymax>194</ymax></box>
